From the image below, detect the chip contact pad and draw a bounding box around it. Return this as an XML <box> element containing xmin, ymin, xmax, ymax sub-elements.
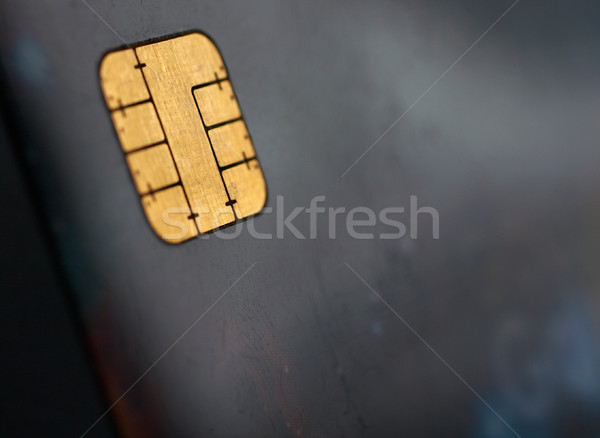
<box><xmin>100</xmin><ymin>32</ymin><xmax>266</xmax><ymax>243</ymax></box>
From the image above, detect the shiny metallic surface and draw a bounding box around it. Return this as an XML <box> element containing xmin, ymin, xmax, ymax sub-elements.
<box><xmin>100</xmin><ymin>32</ymin><xmax>266</xmax><ymax>242</ymax></box>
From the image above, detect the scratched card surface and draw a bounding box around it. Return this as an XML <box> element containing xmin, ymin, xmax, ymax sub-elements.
<box><xmin>99</xmin><ymin>32</ymin><xmax>266</xmax><ymax>243</ymax></box>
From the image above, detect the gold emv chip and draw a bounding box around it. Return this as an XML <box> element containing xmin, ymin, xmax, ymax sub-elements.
<box><xmin>99</xmin><ymin>32</ymin><xmax>266</xmax><ymax>243</ymax></box>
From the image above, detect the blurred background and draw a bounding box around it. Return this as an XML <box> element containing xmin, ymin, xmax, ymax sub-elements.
<box><xmin>1</xmin><ymin>0</ymin><xmax>600</xmax><ymax>437</ymax></box>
